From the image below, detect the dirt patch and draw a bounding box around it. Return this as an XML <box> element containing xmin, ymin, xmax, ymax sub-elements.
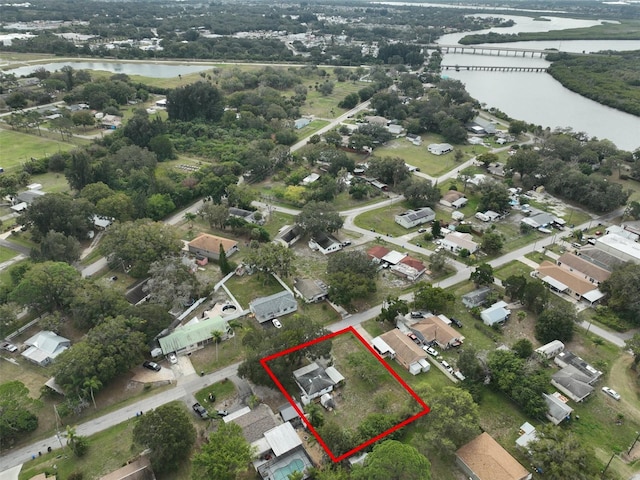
<box><xmin>500</xmin><ymin>307</ymin><xmax>538</xmax><ymax>347</ymax></box>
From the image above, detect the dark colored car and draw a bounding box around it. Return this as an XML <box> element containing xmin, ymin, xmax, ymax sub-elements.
<box><xmin>142</xmin><ymin>360</ymin><xmax>161</xmax><ymax>372</ymax></box>
<box><xmin>192</xmin><ymin>403</ymin><xmax>208</xmax><ymax>419</ymax></box>
<box><xmin>450</xmin><ymin>317</ymin><xmax>463</xmax><ymax>328</ymax></box>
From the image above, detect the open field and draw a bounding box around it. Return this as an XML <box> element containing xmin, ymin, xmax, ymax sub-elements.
<box><xmin>0</xmin><ymin>129</ymin><xmax>77</xmax><ymax>171</ymax></box>
<box><xmin>494</xmin><ymin>260</ymin><xmax>534</xmax><ymax>281</ymax></box>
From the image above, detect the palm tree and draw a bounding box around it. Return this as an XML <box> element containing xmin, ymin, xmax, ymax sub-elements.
<box><xmin>65</xmin><ymin>425</ymin><xmax>77</xmax><ymax>451</ymax></box>
<box><xmin>211</xmin><ymin>330</ymin><xmax>223</xmax><ymax>362</ymax></box>
<box><xmin>184</xmin><ymin>212</ymin><xmax>197</xmax><ymax>232</ymax></box>
<box><xmin>83</xmin><ymin>376</ymin><xmax>102</xmax><ymax>409</ymax></box>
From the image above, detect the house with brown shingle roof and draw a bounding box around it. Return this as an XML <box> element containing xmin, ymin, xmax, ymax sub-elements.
<box><xmin>409</xmin><ymin>315</ymin><xmax>464</xmax><ymax>349</ymax></box>
<box><xmin>536</xmin><ymin>261</ymin><xmax>605</xmax><ymax>305</ymax></box>
<box><xmin>187</xmin><ymin>233</ymin><xmax>238</xmax><ymax>260</ymax></box>
<box><xmin>456</xmin><ymin>432</ymin><xmax>532</xmax><ymax>480</ymax></box>
<box><xmin>378</xmin><ymin>329</ymin><xmax>428</xmax><ymax>374</ymax></box>
<box><xmin>367</xmin><ymin>245</ymin><xmax>390</xmax><ymax>262</ymax></box>
<box><xmin>391</xmin><ymin>255</ymin><xmax>427</xmax><ymax>281</ymax></box>
<box><xmin>556</xmin><ymin>253</ymin><xmax>610</xmax><ymax>284</ymax></box>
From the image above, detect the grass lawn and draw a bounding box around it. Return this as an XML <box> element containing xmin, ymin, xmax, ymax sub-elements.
<box><xmin>224</xmin><ymin>274</ymin><xmax>283</xmax><ymax>308</ymax></box>
<box><xmin>194</xmin><ymin>378</ymin><xmax>236</xmax><ymax>407</ymax></box>
<box><xmin>296</xmin><ymin>119</ymin><xmax>330</xmax><ymax>138</ymax></box>
<box><xmin>18</xmin><ymin>419</ymin><xmax>141</xmax><ymax>480</ymax></box>
<box><xmin>262</xmin><ymin>211</ymin><xmax>296</xmax><ymax>239</ymax></box>
<box><xmin>29</xmin><ymin>171</ymin><xmax>72</xmax><ymax>193</ymax></box>
<box><xmin>494</xmin><ymin>260</ymin><xmax>533</xmax><ymax>281</ymax></box>
<box><xmin>302</xmin><ymin>81</ymin><xmax>364</xmax><ymax>118</ymax></box>
<box><xmin>353</xmin><ymin>201</ymin><xmax>412</xmax><ymax>237</ymax></box>
<box><xmin>0</xmin><ymin>246</ymin><xmax>17</xmax><ymax>263</ymax></box>
<box><xmin>0</xmin><ymin>130</ymin><xmax>77</xmax><ymax>172</ymax></box>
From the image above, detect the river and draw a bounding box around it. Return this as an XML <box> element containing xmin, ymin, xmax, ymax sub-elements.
<box><xmin>435</xmin><ymin>14</ymin><xmax>640</xmax><ymax>152</ymax></box>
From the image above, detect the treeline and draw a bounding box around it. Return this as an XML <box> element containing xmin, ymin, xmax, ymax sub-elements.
<box><xmin>547</xmin><ymin>52</ymin><xmax>640</xmax><ymax>117</ymax></box>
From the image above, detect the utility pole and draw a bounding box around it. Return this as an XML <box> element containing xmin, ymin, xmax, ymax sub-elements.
<box><xmin>628</xmin><ymin>431</ymin><xmax>640</xmax><ymax>455</ymax></box>
<box><xmin>601</xmin><ymin>452</ymin><xmax>615</xmax><ymax>478</ymax></box>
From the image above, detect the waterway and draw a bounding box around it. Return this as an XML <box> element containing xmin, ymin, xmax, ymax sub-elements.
<box><xmin>3</xmin><ymin>61</ymin><xmax>212</xmax><ymax>78</ymax></box>
<box><xmin>436</xmin><ymin>14</ymin><xmax>640</xmax><ymax>151</ymax></box>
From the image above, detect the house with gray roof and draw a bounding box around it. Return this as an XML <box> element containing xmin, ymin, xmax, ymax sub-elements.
<box><xmin>250</xmin><ymin>291</ymin><xmax>297</xmax><ymax>323</ymax></box>
<box><xmin>462</xmin><ymin>286</ymin><xmax>491</xmax><ymax>308</ymax></box>
<box><xmin>293</xmin><ymin>278</ymin><xmax>328</xmax><ymax>303</ymax></box>
<box><xmin>554</xmin><ymin>351</ymin><xmax>602</xmax><ymax>384</ymax></box>
<box><xmin>551</xmin><ymin>368</ymin><xmax>594</xmax><ymax>403</ymax></box>
<box><xmin>21</xmin><ymin>331</ymin><xmax>70</xmax><ymax>366</ymax></box>
<box><xmin>293</xmin><ymin>362</ymin><xmax>343</xmax><ymax>404</ymax></box>
<box><xmin>521</xmin><ymin>212</ymin><xmax>557</xmax><ymax>229</ymax></box>
<box><xmin>544</xmin><ymin>392</ymin><xmax>573</xmax><ymax>425</ymax></box>
<box><xmin>229</xmin><ymin>207</ymin><xmax>264</xmax><ymax>225</ymax></box>
<box><xmin>394</xmin><ymin>207</ymin><xmax>436</xmax><ymax>229</ymax></box>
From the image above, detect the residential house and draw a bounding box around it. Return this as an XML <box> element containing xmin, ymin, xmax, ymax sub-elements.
<box><xmin>386</xmin><ymin>124</ymin><xmax>403</xmax><ymax>135</ymax></box>
<box><xmin>534</xmin><ymin>340</ymin><xmax>565</xmax><ymax>360</ymax></box>
<box><xmin>544</xmin><ymin>392</ymin><xmax>573</xmax><ymax>425</ymax></box>
<box><xmin>451</xmin><ymin>197</ymin><xmax>468</xmax><ymax>209</ymax></box>
<box><xmin>21</xmin><ymin>331</ymin><xmax>70</xmax><ymax>366</ymax></box>
<box><xmin>293</xmin><ymin>362</ymin><xmax>344</xmax><ymax>403</ymax></box>
<box><xmin>93</xmin><ymin>215</ymin><xmax>113</xmax><ymax>230</ymax></box>
<box><xmin>301</xmin><ymin>173</ymin><xmax>320</xmax><ymax>185</ymax></box>
<box><xmin>536</xmin><ymin>261</ymin><xmax>605</xmax><ymax>306</ymax></box>
<box><xmin>391</xmin><ymin>256</ymin><xmax>426</xmax><ymax>282</ymax></box>
<box><xmin>229</xmin><ymin>207</ymin><xmax>264</xmax><ymax>225</ymax></box>
<box><xmin>294</xmin><ymin>117</ymin><xmax>311</xmax><ymax>129</ymax></box>
<box><xmin>367</xmin><ymin>245</ymin><xmax>390</xmax><ymax>263</ymax></box>
<box><xmin>157</xmin><ymin>314</ymin><xmax>234</xmax><ymax>355</ymax></box>
<box><xmin>550</xmin><ymin>350</ymin><xmax>602</xmax><ymax>402</ymax></box>
<box><xmin>155</xmin><ymin>98</ymin><xmax>167</xmax><ymax>108</ymax></box>
<box><xmin>293</xmin><ymin>278</ymin><xmax>328</xmax><ymax>303</ymax></box>
<box><xmin>377</xmin><ymin>329</ymin><xmax>429</xmax><ymax>375</ymax></box>
<box><xmin>427</xmin><ymin>143</ymin><xmax>453</xmax><ymax>155</ymax></box>
<box><xmin>394</xmin><ymin>207</ymin><xmax>436</xmax><ymax>229</ymax></box>
<box><xmin>440</xmin><ymin>231</ymin><xmax>479</xmax><ymax>254</ymax></box>
<box><xmin>605</xmin><ymin>224</ymin><xmax>639</xmax><ymax>242</ymax></box>
<box><xmin>309</xmin><ymin>232</ymin><xmax>342</xmax><ymax>255</ymax></box>
<box><xmin>406</xmin><ymin>134</ymin><xmax>422</xmax><ymax>146</ymax></box>
<box><xmin>278</xmin><ymin>401</ymin><xmax>303</xmax><ymax>427</ymax></box>
<box><xmin>254</xmin><ymin>422</ymin><xmax>314</xmax><ymax>480</ymax></box>
<box><xmin>409</xmin><ymin>315</ymin><xmax>464</xmax><ymax>349</ymax></box>
<box><xmin>381</xmin><ymin>250</ymin><xmax>407</xmax><ymax>266</ymax></box>
<box><xmin>461</xmin><ymin>286</ymin><xmax>491</xmax><ymax>308</ymax></box>
<box><xmin>439</xmin><ymin>190</ymin><xmax>466</xmax><ymax>208</ymax></box>
<box><xmin>275</xmin><ymin>225</ymin><xmax>303</xmax><ymax>248</ymax></box>
<box><xmin>188</xmin><ymin>233</ymin><xmax>238</xmax><ymax>260</ymax></box>
<box><xmin>100</xmin><ymin>114</ymin><xmax>122</xmax><ymax>129</ymax></box>
<box><xmin>578</xmin><ymin>247</ymin><xmax>625</xmax><ymax>272</ymax></box>
<box><xmin>224</xmin><ymin>404</ymin><xmax>279</xmax><ymax>443</ymax></box>
<box><xmin>468</xmin><ymin>136</ymin><xmax>484</xmax><ymax>145</ymax></box>
<box><xmin>99</xmin><ymin>456</ymin><xmax>155</xmax><ymax>480</ymax></box>
<box><xmin>556</xmin><ymin>253</ymin><xmax>611</xmax><ymax>285</ymax></box>
<box><xmin>452</xmin><ymin>210</ymin><xmax>465</xmax><ymax>221</ymax></box>
<box><xmin>15</xmin><ymin>188</ymin><xmax>46</xmax><ymax>205</ymax></box>
<box><xmin>521</xmin><ymin>212</ymin><xmax>557</xmax><ymax>229</ymax></box>
<box><xmin>456</xmin><ymin>432</ymin><xmax>532</xmax><ymax>480</ymax></box>
<box><xmin>480</xmin><ymin>301</ymin><xmax>510</xmax><ymax>326</ymax></box>
<box><xmin>249</xmin><ymin>291</ymin><xmax>298</xmax><ymax>323</ymax></box>
<box><xmin>364</xmin><ymin>115</ymin><xmax>387</xmax><ymax>126</ymax></box>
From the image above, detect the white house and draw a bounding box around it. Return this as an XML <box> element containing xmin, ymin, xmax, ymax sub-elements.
<box><xmin>428</xmin><ymin>143</ymin><xmax>453</xmax><ymax>155</ymax></box>
<box><xmin>21</xmin><ymin>331</ymin><xmax>70</xmax><ymax>366</ymax></box>
<box><xmin>309</xmin><ymin>233</ymin><xmax>342</xmax><ymax>255</ymax></box>
<box><xmin>394</xmin><ymin>207</ymin><xmax>435</xmax><ymax>229</ymax></box>
<box><xmin>440</xmin><ymin>231</ymin><xmax>479</xmax><ymax>254</ymax></box>
<box><xmin>480</xmin><ymin>301</ymin><xmax>511</xmax><ymax>326</ymax></box>
<box><xmin>249</xmin><ymin>291</ymin><xmax>298</xmax><ymax>323</ymax></box>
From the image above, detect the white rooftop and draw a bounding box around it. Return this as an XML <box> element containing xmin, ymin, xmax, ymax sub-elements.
<box><xmin>263</xmin><ymin>422</ymin><xmax>302</xmax><ymax>457</ymax></box>
<box><xmin>382</xmin><ymin>250</ymin><xmax>407</xmax><ymax>265</ymax></box>
<box><xmin>596</xmin><ymin>233</ymin><xmax>640</xmax><ymax>261</ymax></box>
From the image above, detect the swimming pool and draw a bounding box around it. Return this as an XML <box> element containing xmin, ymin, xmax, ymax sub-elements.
<box><xmin>273</xmin><ymin>458</ymin><xmax>305</xmax><ymax>480</ymax></box>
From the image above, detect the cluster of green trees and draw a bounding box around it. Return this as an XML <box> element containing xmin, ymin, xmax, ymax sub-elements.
<box><xmin>600</xmin><ymin>262</ymin><xmax>640</xmax><ymax>325</ymax></box>
<box><xmin>506</xmin><ymin>135</ymin><xmax>631</xmax><ymax>213</ymax></box>
<box><xmin>326</xmin><ymin>251</ymin><xmax>378</xmax><ymax>308</ymax></box>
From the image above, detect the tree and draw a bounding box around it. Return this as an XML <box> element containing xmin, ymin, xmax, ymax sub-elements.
<box><xmin>429</xmin><ymin>249</ymin><xmax>447</xmax><ymax>273</ymax></box>
<box><xmin>413</xmin><ymin>283</ymin><xmax>454</xmax><ymax>313</ymax></box>
<box><xmin>367</xmin><ymin>156</ymin><xmax>409</xmax><ymax>188</ymax></box>
<box><xmin>296</xmin><ymin>201</ymin><xmax>343</xmax><ymax>237</ymax></box>
<box><xmin>143</xmin><ymin>256</ymin><xmax>200</xmax><ymax>310</ymax></box>
<box><xmin>72</xmin><ymin>110</ymin><xmax>94</xmax><ymax>131</ymax></box>
<box><xmin>35</xmin><ymin>230</ymin><xmax>81</xmax><ymax>264</ymax></box>
<box><xmin>627</xmin><ymin>333</ymin><xmax>640</xmax><ymax>370</ymax></box>
<box><xmin>421</xmin><ymin>387</ymin><xmax>480</xmax><ymax>455</ymax></box>
<box><xmin>535</xmin><ymin>302</ymin><xmax>576</xmax><ymax>344</ymax></box>
<box><xmin>83</xmin><ymin>377</ymin><xmax>102</xmax><ymax>409</ymax></box>
<box><xmin>379</xmin><ymin>296</ymin><xmax>409</xmax><ymax>323</ymax></box>
<box><xmin>478</xmin><ymin>180</ymin><xmax>511</xmax><ymax>213</ymax></box>
<box><xmin>198</xmin><ymin>202</ymin><xmax>229</xmax><ymax>229</ymax></box>
<box><xmin>470</xmin><ymin>263</ymin><xmax>494</xmax><ymax>287</ymax></box>
<box><xmin>600</xmin><ymin>263</ymin><xmax>640</xmax><ymax>323</ymax></box>
<box><xmin>192</xmin><ymin>421</ymin><xmax>255</xmax><ymax>479</ymax></box>
<box><xmin>481</xmin><ymin>232</ymin><xmax>504</xmax><ymax>254</ymax></box>
<box><xmin>338</xmin><ymin>93</ymin><xmax>359</xmax><ymax>109</ymax></box>
<box><xmin>351</xmin><ymin>440</ymin><xmax>431</xmax><ymax>480</ymax></box>
<box><xmin>508</xmin><ymin>120</ymin><xmax>528</xmax><ymax>135</ymax></box>
<box><xmin>133</xmin><ymin>403</ymin><xmax>196</xmax><ymax>473</ymax></box>
<box><xmin>0</xmin><ymin>381</ymin><xmax>40</xmax><ymax>449</ymax></box>
<box><xmin>70</xmin><ymin>282</ymin><xmax>129</xmax><ymax>330</ymax></box>
<box><xmin>512</xmin><ymin>338</ymin><xmax>533</xmax><ymax>359</ymax></box>
<box><xmin>244</xmin><ymin>242</ymin><xmax>296</xmax><ymax>280</ymax></box>
<box><xmin>99</xmin><ymin>220</ymin><xmax>182</xmax><ymax>277</ymax></box>
<box><xmin>218</xmin><ymin>244</ymin><xmax>232</xmax><ymax>275</ymax></box>
<box><xmin>66</xmin><ymin>425</ymin><xmax>88</xmax><ymax>457</ymax></box>
<box><xmin>20</xmin><ymin>193</ymin><xmax>95</xmax><ymax>241</ymax></box>
<box><xmin>166</xmin><ymin>82</ymin><xmax>225</xmax><ymax>122</ymax></box>
<box><xmin>457</xmin><ymin>348</ymin><xmax>486</xmax><ymax>402</ymax></box>
<box><xmin>528</xmin><ymin>426</ymin><xmax>600</xmax><ymax>480</ymax></box>
<box><xmin>226</xmin><ymin>184</ymin><xmax>257</xmax><ymax>210</ymax></box>
<box><xmin>10</xmin><ymin>261</ymin><xmax>81</xmax><ymax>312</ymax></box>
<box><xmin>504</xmin><ymin>275</ymin><xmax>527</xmax><ymax>301</ymax></box>
<box><xmin>404</xmin><ymin>179</ymin><xmax>441</xmax><ymax>208</ymax></box>
<box><xmin>522</xmin><ymin>280</ymin><xmax>549</xmax><ymax>314</ymax></box>
<box><xmin>149</xmin><ymin>135</ymin><xmax>176</xmax><ymax>161</ymax></box>
<box><xmin>431</xmin><ymin>220</ymin><xmax>441</xmax><ymax>239</ymax></box>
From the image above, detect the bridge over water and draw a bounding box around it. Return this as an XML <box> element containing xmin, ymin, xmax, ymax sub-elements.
<box><xmin>427</xmin><ymin>43</ymin><xmax>557</xmax><ymax>58</ymax></box>
<box><xmin>441</xmin><ymin>64</ymin><xmax>549</xmax><ymax>73</ymax></box>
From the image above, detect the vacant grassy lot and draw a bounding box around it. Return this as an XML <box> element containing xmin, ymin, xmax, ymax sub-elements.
<box><xmin>494</xmin><ymin>260</ymin><xmax>533</xmax><ymax>281</ymax></box>
<box><xmin>224</xmin><ymin>273</ymin><xmax>284</xmax><ymax>309</ymax></box>
<box><xmin>296</xmin><ymin>119</ymin><xmax>330</xmax><ymax>137</ymax></box>
<box><xmin>0</xmin><ymin>129</ymin><xmax>77</xmax><ymax>171</ymax></box>
<box><xmin>352</xmin><ymin>201</ymin><xmax>412</xmax><ymax>237</ymax></box>
<box><xmin>302</xmin><ymin>81</ymin><xmax>364</xmax><ymax>119</ymax></box>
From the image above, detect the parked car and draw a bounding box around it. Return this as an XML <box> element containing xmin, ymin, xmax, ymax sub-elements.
<box><xmin>450</xmin><ymin>317</ymin><xmax>463</xmax><ymax>328</ymax></box>
<box><xmin>168</xmin><ymin>353</ymin><xmax>178</xmax><ymax>365</ymax></box>
<box><xmin>441</xmin><ymin>360</ymin><xmax>454</xmax><ymax>374</ymax></box>
<box><xmin>423</xmin><ymin>345</ymin><xmax>439</xmax><ymax>357</ymax></box>
<box><xmin>454</xmin><ymin>370</ymin><xmax>466</xmax><ymax>381</ymax></box>
<box><xmin>601</xmin><ymin>386</ymin><xmax>621</xmax><ymax>401</ymax></box>
<box><xmin>192</xmin><ymin>403</ymin><xmax>208</xmax><ymax>419</ymax></box>
<box><xmin>142</xmin><ymin>360</ymin><xmax>161</xmax><ymax>372</ymax></box>
<box><xmin>1</xmin><ymin>342</ymin><xmax>18</xmax><ymax>353</ymax></box>
<box><xmin>410</xmin><ymin>311</ymin><xmax>424</xmax><ymax>319</ymax></box>
<box><xmin>406</xmin><ymin>332</ymin><xmax>421</xmax><ymax>345</ymax></box>
<box><xmin>418</xmin><ymin>228</ymin><xmax>427</xmax><ymax>233</ymax></box>
<box><xmin>216</xmin><ymin>410</ymin><xmax>229</xmax><ymax>417</ymax></box>
<box><xmin>272</xmin><ymin>319</ymin><xmax>282</xmax><ymax>329</ymax></box>
<box><xmin>341</xmin><ymin>240</ymin><xmax>352</xmax><ymax>247</ymax></box>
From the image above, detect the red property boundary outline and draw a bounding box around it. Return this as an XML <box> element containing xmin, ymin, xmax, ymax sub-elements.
<box><xmin>259</xmin><ymin>326</ymin><xmax>430</xmax><ymax>462</ymax></box>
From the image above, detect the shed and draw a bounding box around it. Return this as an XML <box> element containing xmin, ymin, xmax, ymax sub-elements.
<box><xmin>535</xmin><ymin>340</ymin><xmax>565</xmax><ymax>359</ymax></box>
